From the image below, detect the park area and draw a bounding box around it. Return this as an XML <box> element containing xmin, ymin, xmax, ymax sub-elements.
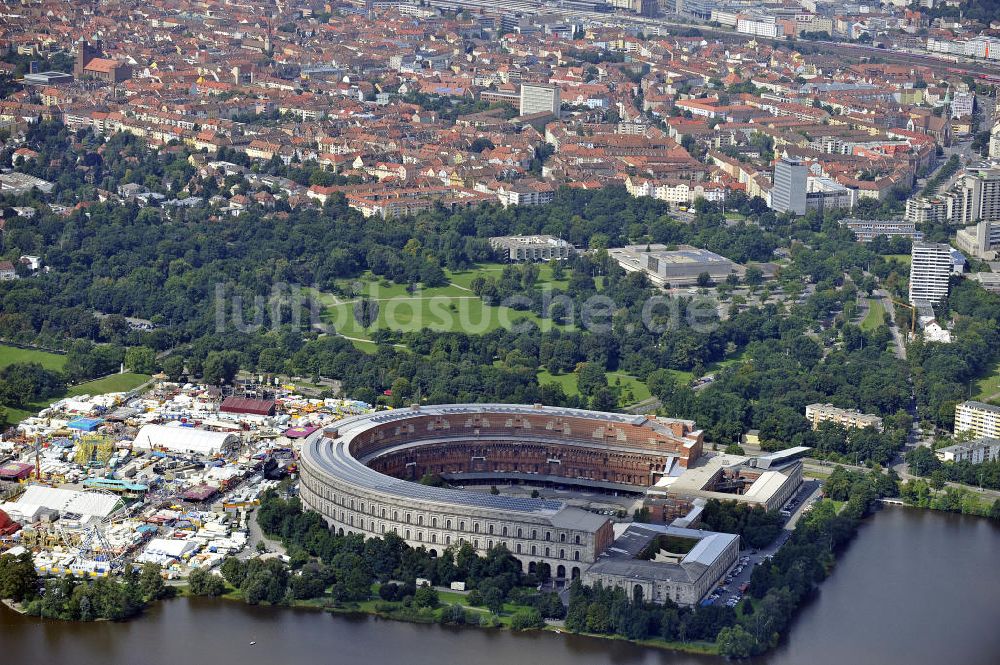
<box><xmin>860</xmin><ymin>299</ymin><xmax>886</xmax><ymax>331</ymax></box>
<box><xmin>315</xmin><ymin>262</ymin><xmax>581</xmax><ymax>345</ymax></box>
<box><xmin>974</xmin><ymin>360</ymin><xmax>1000</xmax><ymax>404</ymax></box>
<box><xmin>0</xmin><ymin>344</ymin><xmax>148</xmax><ymax>424</ymax></box>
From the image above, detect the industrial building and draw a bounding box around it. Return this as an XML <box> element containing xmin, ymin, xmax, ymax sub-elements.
<box><xmin>608</xmin><ymin>244</ymin><xmax>741</xmax><ymax>287</ymax></box>
<box><xmin>583</xmin><ymin>523</ymin><xmax>739</xmax><ymax>606</ymax></box>
<box><xmin>954</xmin><ymin>401</ymin><xmax>1000</xmax><ymax>440</ymax></box>
<box><xmin>805</xmin><ymin>403</ymin><xmax>883</xmax><ymax>431</ymax></box>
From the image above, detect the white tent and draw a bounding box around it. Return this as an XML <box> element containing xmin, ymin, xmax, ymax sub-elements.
<box><xmin>7</xmin><ymin>485</ymin><xmax>121</xmax><ymax>522</ymax></box>
<box><xmin>134</xmin><ymin>424</ymin><xmax>238</xmax><ymax>456</ymax></box>
<box><xmin>136</xmin><ymin>537</ymin><xmax>200</xmax><ymax>564</ymax></box>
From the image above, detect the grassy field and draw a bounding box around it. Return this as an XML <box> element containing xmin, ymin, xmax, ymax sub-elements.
<box><xmin>535</xmin><ymin>349</ymin><xmax>750</xmax><ymax>406</ymax></box>
<box><xmin>885</xmin><ymin>254</ymin><xmax>911</xmax><ymax>266</ymax></box>
<box><xmin>974</xmin><ymin>359</ymin><xmax>1000</xmax><ymax>401</ymax></box>
<box><xmin>68</xmin><ymin>372</ymin><xmax>150</xmax><ymax>396</ymax></box>
<box><xmin>536</xmin><ymin>369</ymin><xmax>652</xmax><ymax>406</ymax></box>
<box><xmin>317</xmin><ymin>263</ymin><xmax>579</xmax><ymax>343</ymax></box>
<box><xmin>860</xmin><ymin>298</ymin><xmax>886</xmax><ymax>331</ymax></box>
<box><xmin>3</xmin><ymin>373</ymin><xmax>150</xmax><ymax>425</ymax></box>
<box><xmin>0</xmin><ymin>344</ymin><xmax>67</xmax><ymax>371</ymax></box>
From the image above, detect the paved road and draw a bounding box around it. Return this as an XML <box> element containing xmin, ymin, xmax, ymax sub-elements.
<box><xmin>874</xmin><ymin>287</ymin><xmax>907</xmax><ymax>360</ymax></box>
<box><xmin>242</xmin><ymin>507</ymin><xmax>287</xmax><ymax>560</ymax></box>
<box><xmin>623</xmin><ymin>397</ymin><xmax>660</xmax><ymax>415</ymax></box>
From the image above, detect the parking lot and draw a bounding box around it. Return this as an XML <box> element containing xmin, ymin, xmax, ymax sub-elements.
<box><xmin>704</xmin><ymin>480</ymin><xmax>823</xmax><ymax>608</ymax></box>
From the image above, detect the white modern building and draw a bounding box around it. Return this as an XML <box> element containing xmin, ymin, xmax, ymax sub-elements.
<box><xmin>772</xmin><ymin>157</ymin><xmax>808</xmax><ymax>215</ymax></box>
<box><xmin>909</xmin><ymin>241</ymin><xmax>953</xmax><ymax>306</ymax></box>
<box><xmin>806</xmin><ymin>176</ymin><xmax>856</xmax><ymax>213</ymax></box>
<box><xmin>519</xmin><ymin>83</ymin><xmax>560</xmax><ymax>118</ymax></box>
<box><xmin>950</xmin><ymin>92</ymin><xmax>975</xmax><ymax>119</ymax></box>
<box><xmin>489</xmin><ymin>235</ymin><xmax>574</xmax><ymax>262</ymax></box>
<box><xmin>935</xmin><ymin>437</ymin><xmax>1000</xmax><ymax>465</ymax></box>
<box><xmin>736</xmin><ymin>16</ymin><xmax>784</xmax><ymax>39</ymax></box>
<box><xmin>949</xmin><ymin>164</ymin><xmax>1000</xmax><ymax>226</ymax></box>
<box><xmin>955</xmin><ymin>220</ymin><xmax>1000</xmax><ymax>260</ymax></box>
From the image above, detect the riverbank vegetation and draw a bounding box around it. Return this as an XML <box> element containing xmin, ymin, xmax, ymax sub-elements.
<box><xmin>563</xmin><ymin>465</ymin><xmax>899</xmax><ymax>658</ymax></box>
<box><xmin>0</xmin><ymin>553</ymin><xmax>171</xmax><ymax>621</ymax></box>
<box><xmin>906</xmin><ymin>446</ymin><xmax>1000</xmax><ymax>492</ymax></box>
<box><xmin>184</xmin><ymin>489</ymin><xmax>568</xmax><ymax>632</ymax></box>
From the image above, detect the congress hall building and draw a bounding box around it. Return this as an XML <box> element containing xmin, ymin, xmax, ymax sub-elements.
<box><xmin>299</xmin><ymin>403</ymin><xmax>705</xmax><ymax>583</ymax></box>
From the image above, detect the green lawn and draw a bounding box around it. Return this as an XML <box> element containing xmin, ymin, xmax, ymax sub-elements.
<box><xmin>68</xmin><ymin>372</ymin><xmax>150</xmax><ymax>396</ymax></box>
<box><xmin>0</xmin><ymin>344</ymin><xmax>67</xmax><ymax>371</ymax></box>
<box><xmin>535</xmin><ymin>349</ymin><xmax>749</xmax><ymax>406</ymax></box>
<box><xmin>536</xmin><ymin>369</ymin><xmax>651</xmax><ymax>406</ymax></box>
<box><xmin>446</xmin><ymin>261</ymin><xmax>571</xmax><ymax>291</ymax></box>
<box><xmin>860</xmin><ymin>298</ymin><xmax>886</xmax><ymax>331</ymax></box>
<box><xmin>974</xmin><ymin>359</ymin><xmax>1000</xmax><ymax>401</ymax></box>
<box><xmin>885</xmin><ymin>254</ymin><xmax>911</xmax><ymax>266</ymax></box>
<box><xmin>3</xmin><ymin>373</ymin><xmax>150</xmax><ymax>425</ymax></box>
<box><xmin>316</xmin><ymin>264</ymin><xmax>580</xmax><ymax>342</ymax></box>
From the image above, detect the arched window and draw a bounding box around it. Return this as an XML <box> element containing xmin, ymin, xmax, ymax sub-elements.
<box><xmin>405</xmin><ymin>529</ymin><xmax>411</xmax><ymax>539</ymax></box>
<box><xmin>516</xmin><ymin>543</ymin><xmax>521</xmax><ymax>554</ymax></box>
<box><xmin>531</xmin><ymin>545</ymin><xmax>537</xmax><ymax>555</ymax></box>
<box><xmin>545</xmin><ymin>531</ymin><xmax>551</xmax><ymax>541</ymax></box>
<box><xmin>545</xmin><ymin>547</ymin><xmax>550</xmax><ymax>557</ymax></box>
<box><xmin>474</xmin><ymin>522</ymin><xmax>480</xmax><ymax>533</ymax></box>
<box><xmin>575</xmin><ymin>535</ymin><xmax>580</xmax><ymax>545</ymax></box>
<box><xmin>559</xmin><ymin>549</ymin><xmax>565</xmax><ymax>559</ymax></box>
<box><xmin>502</xmin><ymin>526</ymin><xmax>508</xmax><ymax>537</ymax></box>
<box><xmin>517</xmin><ymin>528</ymin><xmax>523</xmax><ymax>538</ymax></box>
<box><xmin>432</xmin><ymin>517</ymin><xmax>437</xmax><ymax>528</ymax></box>
<box><xmin>574</xmin><ymin>551</ymin><xmax>580</xmax><ymax>561</ymax></box>
<box><xmin>418</xmin><ymin>515</ymin><xmax>423</xmax><ymax>526</ymax></box>
<box><xmin>560</xmin><ymin>533</ymin><xmax>566</xmax><ymax>543</ymax></box>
